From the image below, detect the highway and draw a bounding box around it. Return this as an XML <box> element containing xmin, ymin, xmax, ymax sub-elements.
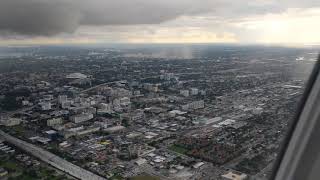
<box><xmin>0</xmin><ymin>130</ymin><xmax>106</xmax><ymax>180</ymax></box>
<box><xmin>0</xmin><ymin>77</ymin><xmax>159</xmax><ymax>179</ymax></box>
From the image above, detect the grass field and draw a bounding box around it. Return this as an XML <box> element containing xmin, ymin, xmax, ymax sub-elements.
<box><xmin>130</xmin><ymin>175</ymin><xmax>160</xmax><ymax>180</ymax></box>
<box><xmin>169</xmin><ymin>145</ymin><xmax>189</xmax><ymax>154</ymax></box>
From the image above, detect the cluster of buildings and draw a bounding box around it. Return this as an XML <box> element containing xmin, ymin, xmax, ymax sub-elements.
<box><xmin>0</xmin><ymin>46</ymin><xmax>314</xmax><ymax>179</ymax></box>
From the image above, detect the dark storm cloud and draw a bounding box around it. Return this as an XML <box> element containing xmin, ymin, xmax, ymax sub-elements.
<box><xmin>0</xmin><ymin>0</ymin><xmax>319</xmax><ymax>37</ymax></box>
<box><xmin>80</xmin><ymin>1</ymin><xmax>177</xmax><ymax>25</ymax></box>
<box><xmin>0</xmin><ymin>0</ymin><xmax>80</xmax><ymax>36</ymax></box>
<box><xmin>0</xmin><ymin>0</ymin><xmax>218</xmax><ymax>36</ymax></box>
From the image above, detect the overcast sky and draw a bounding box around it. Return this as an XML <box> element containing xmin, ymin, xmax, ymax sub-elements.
<box><xmin>0</xmin><ymin>0</ymin><xmax>320</xmax><ymax>45</ymax></box>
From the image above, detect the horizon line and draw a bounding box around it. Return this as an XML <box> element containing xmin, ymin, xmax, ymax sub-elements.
<box><xmin>0</xmin><ymin>42</ymin><xmax>319</xmax><ymax>48</ymax></box>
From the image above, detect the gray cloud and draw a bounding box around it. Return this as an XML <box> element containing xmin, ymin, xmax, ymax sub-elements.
<box><xmin>0</xmin><ymin>0</ymin><xmax>319</xmax><ymax>37</ymax></box>
<box><xmin>0</xmin><ymin>0</ymin><xmax>219</xmax><ymax>36</ymax></box>
<box><xmin>0</xmin><ymin>0</ymin><xmax>80</xmax><ymax>36</ymax></box>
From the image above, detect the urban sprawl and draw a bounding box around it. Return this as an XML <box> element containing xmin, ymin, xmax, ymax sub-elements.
<box><xmin>0</xmin><ymin>45</ymin><xmax>317</xmax><ymax>180</ymax></box>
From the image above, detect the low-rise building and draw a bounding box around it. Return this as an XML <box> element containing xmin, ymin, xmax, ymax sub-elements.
<box><xmin>40</xmin><ymin>102</ymin><xmax>52</xmax><ymax>111</ymax></box>
<box><xmin>180</xmin><ymin>90</ymin><xmax>190</xmax><ymax>97</ymax></box>
<box><xmin>105</xmin><ymin>126</ymin><xmax>126</xmax><ymax>133</ymax></box>
<box><xmin>181</xmin><ymin>100</ymin><xmax>205</xmax><ymax>111</ymax></box>
<box><xmin>120</xmin><ymin>97</ymin><xmax>131</xmax><ymax>106</ymax></box>
<box><xmin>70</xmin><ymin>113</ymin><xmax>94</xmax><ymax>123</ymax></box>
<box><xmin>1</xmin><ymin>117</ymin><xmax>21</xmax><ymax>126</ymax></box>
<box><xmin>190</xmin><ymin>88</ymin><xmax>199</xmax><ymax>95</ymax></box>
<box><xmin>47</xmin><ymin>118</ymin><xmax>63</xmax><ymax>127</ymax></box>
<box><xmin>76</xmin><ymin>126</ymin><xmax>100</xmax><ymax>136</ymax></box>
<box><xmin>97</xmin><ymin>103</ymin><xmax>113</xmax><ymax>114</ymax></box>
